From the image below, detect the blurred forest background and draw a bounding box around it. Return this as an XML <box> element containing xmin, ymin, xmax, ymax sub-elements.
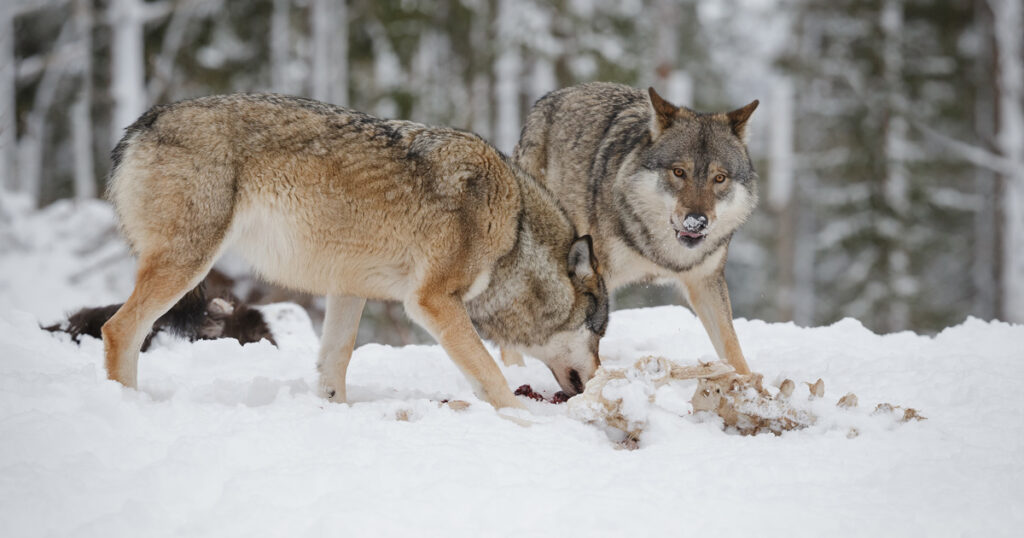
<box><xmin>1</xmin><ymin>0</ymin><xmax>1022</xmax><ymax>344</ymax></box>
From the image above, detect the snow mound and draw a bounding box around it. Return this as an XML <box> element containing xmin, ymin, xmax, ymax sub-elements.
<box><xmin>2</xmin><ymin>304</ymin><xmax>1023</xmax><ymax>536</ymax></box>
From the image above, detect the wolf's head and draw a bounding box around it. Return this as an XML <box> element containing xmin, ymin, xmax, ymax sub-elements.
<box><xmin>517</xmin><ymin>234</ymin><xmax>608</xmax><ymax>395</ymax></box>
<box><xmin>630</xmin><ymin>88</ymin><xmax>759</xmax><ymax>253</ymax></box>
<box><xmin>467</xmin><ymin>171</ymin><xmax>609</xmax><ymax>396</ymax></box>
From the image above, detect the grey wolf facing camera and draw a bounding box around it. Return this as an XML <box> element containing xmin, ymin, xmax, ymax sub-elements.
<box><xmin>508</xmin><ymin>82</ymin><xmax>758</xmax><ymax>375</ymax></box>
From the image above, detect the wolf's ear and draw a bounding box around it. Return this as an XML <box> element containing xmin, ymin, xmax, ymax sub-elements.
<box><xmin>726</xmin><ymin>100</ymin><xmax>759</xmax><ymax>141</ymax></box>
<box><xmin>568</xmin><ymin>235</ymin><xmax>598</xmax><ymax>279</ymax></box>
<box><xmin>648</xmin><ymin>87</ymin><xmax>679</xmax><ymax>137</ymax></box>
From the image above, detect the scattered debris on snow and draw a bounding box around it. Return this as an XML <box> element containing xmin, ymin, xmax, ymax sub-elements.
<box><xmin>568</xmin><ymin>355</ymin><xmax>926</xmax><ymax>446</ymax></box>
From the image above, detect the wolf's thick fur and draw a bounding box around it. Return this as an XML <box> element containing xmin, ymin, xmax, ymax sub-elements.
<box><xmin>511</xmin><ymin>82</ymin><xmax>758</xmax><ymax>374</ymax></box>
<box><xmin>103</xmin><ymin>93</ymin><xmax>608</xmax><ymax>409</ymax></box>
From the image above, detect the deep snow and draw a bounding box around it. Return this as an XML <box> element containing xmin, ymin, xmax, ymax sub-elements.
<box><xmin>2</xmin><ymin>199</ymin><xmax>1023</xmax><ymax>537</ymax></box>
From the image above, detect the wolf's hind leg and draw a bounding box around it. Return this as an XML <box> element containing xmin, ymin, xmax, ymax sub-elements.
<box><xmin>499</xmin><ymin>347</ymin><xmax>525</xmax><ymax>367</ymax></box>
<box><xmin>102</xmin><ymin>253</ymin><xmax>213</xmax><ymax>388</ymax></box>
<box><xmin>405</xmin><ymin>292</ymin><xmax>524</xmax><ymax>410</ymax></box>
<box><xmin>317</xmin><ymin>294</ymin><xmax>366</xmax><ymax>403</ymax></box>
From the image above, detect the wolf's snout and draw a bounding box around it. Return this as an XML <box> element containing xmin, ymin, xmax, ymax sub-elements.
<box><xmin>682</xmin><ymin>213</ymin><xmax>708</xmax><ymax>233</ymax></box>
<box><xmin>672</xmin><ymin>213</ymin><xmax>709</xmax><ymax>247</ymax></box>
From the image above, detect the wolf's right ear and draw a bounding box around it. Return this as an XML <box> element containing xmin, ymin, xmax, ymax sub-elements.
<box><xmin>648</xmin><ymin>87</ymin><xmax>678</xmax><ymax>138</ymax></box>
<box><xmin>726</xmin><ymin>100</ymin><xmax>759</xmax><ymax>141</ymax></box>
<box><xmin>568</xmin><ymin>235</ymin><xmax>598</xmax><ymax>279</ymax></box>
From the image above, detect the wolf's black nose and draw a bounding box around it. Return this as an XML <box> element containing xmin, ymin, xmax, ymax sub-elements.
<box><xmin>683</xmin><ymin>213</ymin><xmax>708</xmax><ymax>233</ymax></box>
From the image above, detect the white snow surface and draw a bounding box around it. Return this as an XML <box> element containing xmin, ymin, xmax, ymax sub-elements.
<box><xmin>2</xmin><ymin>199</ymin><xmax>1024</xmax><ymax>536</ymax></box>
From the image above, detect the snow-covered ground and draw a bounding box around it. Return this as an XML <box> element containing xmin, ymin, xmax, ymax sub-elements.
<box><xmin>2</xmin><ymin>199</ymin><xmax>1023</xmax><ymax>537</ymax></box>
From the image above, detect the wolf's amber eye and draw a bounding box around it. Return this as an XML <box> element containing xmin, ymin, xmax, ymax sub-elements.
<box><xmin>672</xmin><ymin>168</ymin><xmax>686</xmax><ymax>178</ymax></box>
<box><xmin>713</xmin><ymin>173</ymin><xmax>727</xmax><ymax>183</ymax></box>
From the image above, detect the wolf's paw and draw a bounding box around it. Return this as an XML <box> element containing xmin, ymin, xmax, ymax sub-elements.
<box><xmin>318</xmin><ymin>380</ymin><xmax>346</xmax><ymax>404</ymax></box>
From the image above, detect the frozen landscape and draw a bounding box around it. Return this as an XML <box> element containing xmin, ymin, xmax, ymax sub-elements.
<box><xmin>2</xmin><ymin>199</ymin><xmax>1023</xmax><ymax>537</ymax></box>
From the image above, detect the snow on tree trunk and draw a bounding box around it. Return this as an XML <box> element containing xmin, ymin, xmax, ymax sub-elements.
<box><xmin>770</xmin><ymin>77</ymin><xmax>796</xmax><ymax>321</ymax></box>
<box><xmin>109</xmin><ymin>0</ymin><xmax>146</xmax><ymax>148</ymax></box>
<box><xmin>494</xmin><ymin>0</ymin><xmax>521</xmax><ymax>154</ymax></box>
<box><xmin>20</xmin><ymin>19</ymin><xmax>74</xmax><ymax>206</ymax></box>
<box><xmin>271</xmin><ymin>0</ymin><xmax>293</xmax><ymax>94</ymax></box>
<box><xmin>334</xmin><ymin>0</ymin><xmax>348</xmax><ymax>106</ymax></box>
<box><xmin>468</xmin><ymin>0</ymin><xmax>493</xmax><ymax>140</ymax></box>
<box><xmin>310</xmin><ymin>0</ymin><xmax>347</xmax><ymax>105</ymax></box>
<box><xmin>990</xmin><ymin>0</ymin><xmax>1024</xmax><ymax>323</ymax></box>
<box><xmin>652</xmin><ymin>0</ymin><xmax>692</xmax><ymax>106</ymax></box>
<box><xmin>0</xmin><ymin>4</ymin><xmax>16</xmax><ymax>193</ymax></box>
<box><xmin>972</xmin><ymin>0</ymin><xmax>999</xmax><ymax>320</ymax></box>
<box><xmin>882</xmin><ymin>0</ymin><xmax>911</xmax><ymax>330</ymax></box>
<box><xmin>72</xmin><ymin>0</ymin><xmax>96</xmax><ymax>200</ymax></box>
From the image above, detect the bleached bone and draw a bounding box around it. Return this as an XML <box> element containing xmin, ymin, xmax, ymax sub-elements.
<box><xmin>207</xmin><ymin>297</ymin><xmax>235</xmax><ymax>316</ymax></box>
<box><xmin>568</xmin><ymin>356</ymin><xmax>734</xmax><ymax>447</ymax></box>
<box><xmin>806</xmin><ymin>378</ymin><xmax>825</xmax><ymax>399</ymax></box>
<box><xmin>836</xmin><ymin>393</ymin><xmax>858</xmax><ymax>408</ymax></box>
<box><xmin>778</xmin><ymin>379</ymin><xmax>795</xmax><ymax>399</ymax></box>
<box><xmin>693</xmin><ymin>373</ymin><xmax>817</xmax><ymax>436</ymax></box>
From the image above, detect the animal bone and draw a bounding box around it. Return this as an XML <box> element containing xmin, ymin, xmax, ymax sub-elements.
<box><xmin>692</xmin><ymin>373</ymin><xmax>816</xmax><ymax>436</ymax></box>
<box><xmin>568</xmin><ymin>356</ymin><xmax>734</xmax><ymax>447</ymax></box>
<box><xmin>836</xmin><ymin>393</ymin><xmax>859</xmax><ymax>408</ymax></box>
<box><xmin>806</xmin><ymin>378</ymin><xmax>825</xmax><ymax>399</ymax></box>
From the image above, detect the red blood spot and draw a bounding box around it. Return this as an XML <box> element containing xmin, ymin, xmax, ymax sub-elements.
<box><xmin>514</xmin><ymin>384</ymin><xmax>545</xmax><ymax>401</ymax></box>
<box><xmin>550</xmin><ymin>391</ymin><xmax>570</xmax><ymax>404</ymax></box>
<box><xmin>515</xmin><ymin>384</ymin><xmax>571</xmax><ymax>404</ymax></box>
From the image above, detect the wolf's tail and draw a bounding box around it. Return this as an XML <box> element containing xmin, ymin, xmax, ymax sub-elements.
<box><xmin>43</xmin><ymin>283</ymin><xmax>208</xmax><ymax>351</ymax></box>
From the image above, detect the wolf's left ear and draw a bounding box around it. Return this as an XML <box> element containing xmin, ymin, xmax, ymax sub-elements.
<box><xmin>648</xmin><ymin>87</ymin><xmax>679</xmax><ymax>138</ymax></box>
<box><xmin>726</xmin><ymin>100</ymin><xmax>759</xmax><ymax>141</ymax></box>
<box><xmin>568</xmin><ymin>235</ymin><xmax>598</xmax><ymax>279</ymax></box>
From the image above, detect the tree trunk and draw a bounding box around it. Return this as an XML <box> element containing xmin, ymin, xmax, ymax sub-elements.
<box><xmin>0</xmin><ymin>4</ymin><xmax>16</xmax><ymax>193</ymax></box>
<box><xmin>881</xmin><ymin>0</ymin><xmax>911</xmax><ymax>330</ymax></box>
<box><xmin>990</xmin><ymin>0</ymin><xmax>1024</xmax><ymax>323</ymax></box>
<box><xmin>20</xmin><ymin>19</ymin><xmax>74</xmax><ymax>206</ymax></box>
<box><xmin>72</xmin><ymin>0</ymin><xmax>96</xmax><ymax>200</ymax></box>
<box><xmin>972</xmin><ymin>0</ymin><xmax>998</xmax><ymax>320</ymax></box>
<box><xmin>271</xmin><ymin>0</ymin><xmax>293</xmax><ymax>94</ymax></box>
<box><xmin>652</xmin><ymin>0</ymin><xmax>692</xmax><ymax>105</ymax></box>
<box><xmin>310</xmin><ymin>0</ymin><xmax>346</xmax><ymax>105</ymax></box>
<box><xmin>493</xmin><ymin>0</ymin><xmax>521</xmax><ymax>154</ymax></box>
<box><xmin>109</xmin><ymin>0</ymin><xmax>146</xmax><ymax>147</ymax></box>
<box><xmin>769</xmin><ymin>77</ymin><xmax>796</xmax><ymax>322</ymax></box>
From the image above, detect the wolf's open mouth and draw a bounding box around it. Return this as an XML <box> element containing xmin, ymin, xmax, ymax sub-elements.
<box><xmin>675</xmin><ymin>230</ymin><xmax>706</xmax><ymax>248</ymax></box>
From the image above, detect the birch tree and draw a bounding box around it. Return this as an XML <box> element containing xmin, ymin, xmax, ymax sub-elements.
<box><xmin>0</xmin><ymin>3</ymin><xmax>16</xmax><ymax>193</ymax></box>
<box><xmin>769</xmin><ymin>77</ymin><xmax>797</xmax><ymax>321</ymax></box>
<box><xmin>990</xmin><ymin>0</ymin><xmax>1024</xmax><ymax>323</ymax></box>
<box><xmin>310</xmin><ymin>0</ymin><xmax>347</xmax><ymax>105</ymax></box>
<box><xmin>881</xmin><ymin>0</ymin><xmax>911</xmax><ymax>328</ymax></box>
<box><xmin>71</xmin><ymin>0</ymin><xmax>95</xmax><ymax>200</ymax></box>
<box><xmin>271</xmin><ymin>0</ymin><xmax>294</xmax><ymax>94</ymax></box>
<box><xmin>109</xmin><ymin>0</ymin><xmax>146</xmax><ymax>147</ymax></box>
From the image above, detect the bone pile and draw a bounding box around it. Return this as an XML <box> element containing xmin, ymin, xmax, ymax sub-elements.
<box><xmin>568</xmin><ymin>356</ymin><xmax>925</xmax><ymax>447</ymax></box>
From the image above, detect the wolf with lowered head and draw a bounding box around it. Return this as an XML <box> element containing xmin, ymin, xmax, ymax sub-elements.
<box><xmin>509</xmin><ymin>82</ymin><xmax>758</xmax><ymax>375</ymax></box>
<box><xmin>102</xmin><ymin>93</ymin><xmax>608</xmax><ymax>409</ymax></box>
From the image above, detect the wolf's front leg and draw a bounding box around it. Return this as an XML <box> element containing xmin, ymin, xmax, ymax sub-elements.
<box><xmin>680</xmin><ymin>271</ymin><xmax>751</xmax><ymax>375</ymax></box>
<box><xmin>406</xmin><ymin>292</ymin><xmax>525</xmax><ymax>410</ymax></box>
<box><xmin>317</xmin><ymin>294</ymin><xmax>366</xmax><ymax>403</ymax></box>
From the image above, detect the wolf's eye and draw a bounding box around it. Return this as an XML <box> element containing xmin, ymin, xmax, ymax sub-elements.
<box><xmin>713</xmin><ymin>173</ymin><xmax>727</xmax><ymax>183</ymax></box>
<box><xmin>672</xmin><ymin>168</ymin><xmax>686</xmax><ymax>178</ymax></box>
